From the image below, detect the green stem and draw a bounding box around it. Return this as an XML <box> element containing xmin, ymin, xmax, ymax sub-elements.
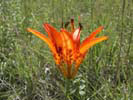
<box><xmin>65</xmin><ymin>78</ymin><xmax>72</xmax><ymax>100</ymax></box>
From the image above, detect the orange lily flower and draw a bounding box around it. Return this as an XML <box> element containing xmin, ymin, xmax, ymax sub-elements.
<box><xmin>27</xmin><ymin>19</ymin><xmax>108</xmax><ymax>79</ymax></box>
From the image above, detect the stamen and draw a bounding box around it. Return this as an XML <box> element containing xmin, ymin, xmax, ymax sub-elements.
<box><xmin>65</xmin><ymin>21</ymin><xmax>70</xmax><ymax>28</ymax></box>
<box><xmin>79</xmin><ymin>22</ymin><xmax>83</xmax><ymax>30</ymax></box>
<box><xmin>78</xmin><ymin>16</ymin><xmax>83</xmax><ymax>30</ymax></box>
<box><xmin>71</xmin><ymin>18</ymin><xmax>74</xmax><ymax>31</ymax></box>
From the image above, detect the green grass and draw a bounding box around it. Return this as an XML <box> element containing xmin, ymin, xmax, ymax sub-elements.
<box><xmin>0</xmin><ymin>0</ymin><xmax>132</xmax><ymax>100</ymax></box>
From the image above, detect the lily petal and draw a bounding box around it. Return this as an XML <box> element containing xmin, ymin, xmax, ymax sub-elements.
<box><xmin>61</xmin><ymin>29</ymin><xmax>76</xmax><ymax>76</ymax></box>
<box><xmin>73</xmin><ymin>28</ymin><xmax>80</xmax><ymax>41</ymax></box>
<box><xmin>43</xmin><ymin>24</ymin><xmax>62</xmax><ymax>48</ymax></box>
<box><xmin>27</xmin><ymin>28</ymin><xmax>56</xmax><ymax>54</ymax></box>
<box><xmin>61</xmin><ymin>29</ymin><xmax>74</xmax><ymax>50</ymax></box>
<box><xmin>81</xmin><ymin>26</ymin><xmax>104</xmax><ymax>45</ymax></box>
<box><xmin>80</xmin><ymin>36</ymin><xmax>108</xmax><ymax>54</ymax></box>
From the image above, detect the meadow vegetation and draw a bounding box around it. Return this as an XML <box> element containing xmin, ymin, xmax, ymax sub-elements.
<box><xmin>0</xmin><ymin>0</ymin><xmax>132</xmax><ymax>100</ymax></box>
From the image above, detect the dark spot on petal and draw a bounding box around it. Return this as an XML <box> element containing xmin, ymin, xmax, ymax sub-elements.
<box><xmin>57</xmin><ymin>47</ymin><xmax>62</xmax><ymax>54</ymax></box>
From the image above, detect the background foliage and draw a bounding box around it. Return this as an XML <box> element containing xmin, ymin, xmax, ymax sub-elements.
<box><xmin>0</xmin><ymin>0</ymin><xmax>132</xmax><ymax>100</ymax></box>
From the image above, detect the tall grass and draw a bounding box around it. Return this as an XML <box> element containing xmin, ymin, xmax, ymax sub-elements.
<box><xmin>0</xmin><ymin>0</ymin><xmax>132</xmax><ymax>100</ymax></box>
